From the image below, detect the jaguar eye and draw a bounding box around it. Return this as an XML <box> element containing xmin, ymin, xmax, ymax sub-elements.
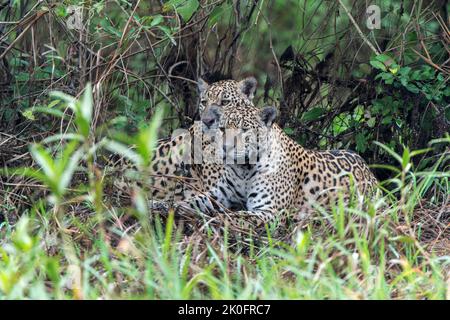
<box><xmin>220</xmin><ymin>99</ymin><xmax>231</xmax><ymax>106</ymax></box>
<box><xmin>200</xmin><ymin>99</ymin><xmax>207</xmax><ymax>105</ymax></box>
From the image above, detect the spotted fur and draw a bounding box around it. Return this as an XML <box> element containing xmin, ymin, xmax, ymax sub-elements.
<box><xmin>172</xmin><ymin>104</ymin><xmax>378</xmax><ymax>231</ymax></box>
<box><xmin>148</xmin><ymin>77</ymin><xmax>258</xmax><ymax>201</ymax></box>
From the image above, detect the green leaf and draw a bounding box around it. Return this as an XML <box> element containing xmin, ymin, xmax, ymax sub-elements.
<box><xmin>374</xmin><ymin>141</ymin><xmax>402</xmax><ymax>164</ymax></box>
<box><xmin>208</xmin><ymin>4</ymin><xmax>230</xmax><ymax>27</ymax></box>
<box><xmin>405</xmin><ymin>83</ymin><xmax>419</xmax><ymax>94</ymax></box>
<box><xmin>16</xmin><ymin>72</ymin><xmax>30</xmax><ymax>81</ymax></box>
<box><xmin>401</xmin><ymin>147</ymin><xmax>410</xmax><ymax>169</ymax></box>
<box><xmin>163</xmin><ymin>0</ymin><xmax>185</xmax><ymax>11</ymax></box>
<box><xmin>400</xmin><ymin>77</ymin><xmax>408</xmax><ymax>86</ymax></box>
<box><xmin>302</xmin><ymin>107</ymin><xmax>325</xmax><ymax>122</ymax></box>
<box><xmin>136</xmin><ymin>107</ymin><xmax>164</xmax><ymax>167</ymax></box>
<box><xmin>50</xmin><ymin>91</ymin><xmax>76</xmax><ymax>107</ymax></box>
<box><xmin>21</xmin><ymin>109</ymin><xmax>36</xmax><ymax>121</ymax></box>
<box><xmin>177</xmin><ymin>0</ymin><xmax>199</xmax><ymax>22</ymax></box>
<box><xmin>30</xmin><ymin>144</ymin><xmax>57</xmax><ymax>183</ymax></box>
<box><xmin>164</xmin><ymin>0</ymin><xmax>199</xmax><ymax>22</ymax></box>
<box><xmin>80</xmin><ymin>83</ymin><xmax>93</xmax><ymax>126</ymax></box>
<box><xmin>367</xmin><ymin>117</ymin><xmax>376</xmax><ymax>128</ymax></box>
<box><xmin>375</xmin><ymin>54</ymin><xmax>398</xmax><ymax>73</ymax></box>
<box><xmin>133</xmin><ymin>189</ymin><xmax>148</xmax><ymax>218</ymax></box>
<box><xmin>399</xmin><ymin>66</ymin><xmax>411</xmax><ymax>76</ymax></box>
<box><xmin>391</xmin><ymin>235</ymin><xmax>415</xmax><ymax>244</ymax></box>
<box><xmin>283</xmin><ymin>127</ymin><xmax>294</xmax><ymax>135</ymax></box>
<box><xmin>58</xmin><ymin>146</ymin><xmax>83</xmax><ymax>194</ymax></box>
<box><xmin>370</xmin><ymin>60</ymin><xmax>387</xmax><ymax>71</ymax></box>
<box><xmin>370</xmin><ymin>164</ymin><xmax>401</xmax><ymax>174</ymax></box>
<box><xmin>0</xmin><ymin>167</ymin><xmax>47</xmax><ymax>184</ymax></box>
<box><xmin>157</xmin><ymin>26</ymin><xmax>176</xmax><ymax>45</ymax></box>
<box><xmin>150</xmin><ymin>14</ymin><xmax>164</xmax><ymax>27</ymax></box>
<box><xmin>355</xmin><ymin>133</ymin><xmax>367</xmax><ymax>153</ymax></box>
<box><xmin>99</xmin><ymin>19</ymin><xmax>122</xmax><ymax>38</ymax></box>
<box><xmin>47</xmin><ymin>99</ymin><xmax>61</xmax><ymax>109</ymax></box>
<box><xmin>55</xmin><ymin>5</ymin><xmax>67</xmax><ymax>18</ymax></box>
<box><xmin>45</xmin><ymin>258</ymin><xmax>61</xmax><ymax>284</ymax></box>
<box><xmin>28</xmin><ymin>145</ymin><xmax>61</xmax><ymax>195</ymax></box>
<box><xmin>12</xmin><ymin>217</ymin><xmax>33</xmax><ymax>252</ymax></box>
<box><xmin>31</xmin><ymin>106</ymin><xmax>68</xmax><ymax>119</ymax></box>
<box><xmin>409</xmin><ymin>148</ymin><xmax>432</xmax><ymax>158</ymax></box>
<box><xmin>382</xmin><ymin>115</ymin><xmax>392</xmax><ymax>125</ymax></box>
<box><xmin>376</xmin><ymin>72</ymin><xmax>394</xmax><ymax>84</ymax></box>
<box><xmin>375</xmin><ymin>54</ymin><xmax>391</xmax><ymax>63</ymax></box>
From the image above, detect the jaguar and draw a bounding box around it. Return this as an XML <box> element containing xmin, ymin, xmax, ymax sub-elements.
<box><xmin>140</xmin><ymin>76</ymin><xmax>258</xmax><ymax>201</ymax></box>
<box><xmin>168</xmin><ymin>104</ymin><xmax>378</xmax><ymax>231</ymax></box>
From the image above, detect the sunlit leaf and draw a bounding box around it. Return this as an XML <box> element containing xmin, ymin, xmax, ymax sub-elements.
<box><xmin>370</xmin><ymin>60</ymin><xmax>387</xmax><ymax>71</ymax></box>
<box><xmin>30</xmin><ymin>144</ymin><xmax>57</xmax><ymax>183</ymax></box>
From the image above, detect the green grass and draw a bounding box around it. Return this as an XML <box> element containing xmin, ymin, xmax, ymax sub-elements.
<box><xmin>0</xmin><ymin>86</ymin><xmax>448</xmax><ymax>300</ymax></box>
<box><xmin>0</xmin><ymin>185</ymin><xmax>448</xmax><ymax>300</ymax></box>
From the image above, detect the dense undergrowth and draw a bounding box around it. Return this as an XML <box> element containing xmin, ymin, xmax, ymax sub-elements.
<box><xmin>0</xmin><ymin>0</ymin><xmax>449</xmax><ymax>300</ymax></box>
<box><xmin>0</xmin><ymin>86</ymin><xmax>448</xmax><ymax>299</ymax></box>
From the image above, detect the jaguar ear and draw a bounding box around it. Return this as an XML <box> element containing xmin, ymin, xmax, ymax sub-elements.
<box><xmin>259</xmin><ymin>106</ymin><xmax>277</xmax><ymax>127</ymax></box>
<box><xmin>238</xmin><ymin>76</ymin><xmax>257</xmax><ymax>100</ymax></box>
<box><xmin>198</xmin><ymin>78</ymin><xmax>209</xmax><ymax>95</ymax></box>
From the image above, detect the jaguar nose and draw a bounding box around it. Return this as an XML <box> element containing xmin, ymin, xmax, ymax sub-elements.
<box><xmin>202</xmin><ymin>117</ymin><xmax>215</xmax><ymax>128</ymax></box>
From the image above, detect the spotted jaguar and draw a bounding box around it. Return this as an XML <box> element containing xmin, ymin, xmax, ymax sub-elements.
<box><xmin>144</xmin><ymin>76</ymin><xmax>258</xmax><ymax>201</ymax></box>
<box><xmin>168</xmin><ymin>104</ymin><xmax>378</xmax><ymax>231</ymax></box>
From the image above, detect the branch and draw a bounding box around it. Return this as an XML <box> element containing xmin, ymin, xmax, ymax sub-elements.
<box><xmin>337</xmin><ymin>0</ymin><xmax>380</xmax><ymax>55</ymax></box>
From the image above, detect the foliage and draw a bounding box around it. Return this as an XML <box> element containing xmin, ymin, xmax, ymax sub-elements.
<box><xmin>0</xmin><ymin>0</ymin><xmax>449</xmax><ymax>300</ymax></box>
<box><xmin>357</xmin><ymin>53</ymin><xmax>449</xmax><ymax>157</ymax></box>
<box><xmin>0</xmin><ymin>87</ymin><xmax>449</xmax><ymax>299</ymax></box>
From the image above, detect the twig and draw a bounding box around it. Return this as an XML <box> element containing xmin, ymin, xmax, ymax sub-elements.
<box><xmin>412</xmin><ymin>48</ymin><xmax>447</xmax><ymax>74</ymax></box>
<box><xmin>0</xmin><ymin>9</ymin><xmax>49</xmax><ymax>59</ymax></box>
<box><xmin>336</xmin><ymin>0</ymin><xmax>380</xmax><ymax>55</ymax></box>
